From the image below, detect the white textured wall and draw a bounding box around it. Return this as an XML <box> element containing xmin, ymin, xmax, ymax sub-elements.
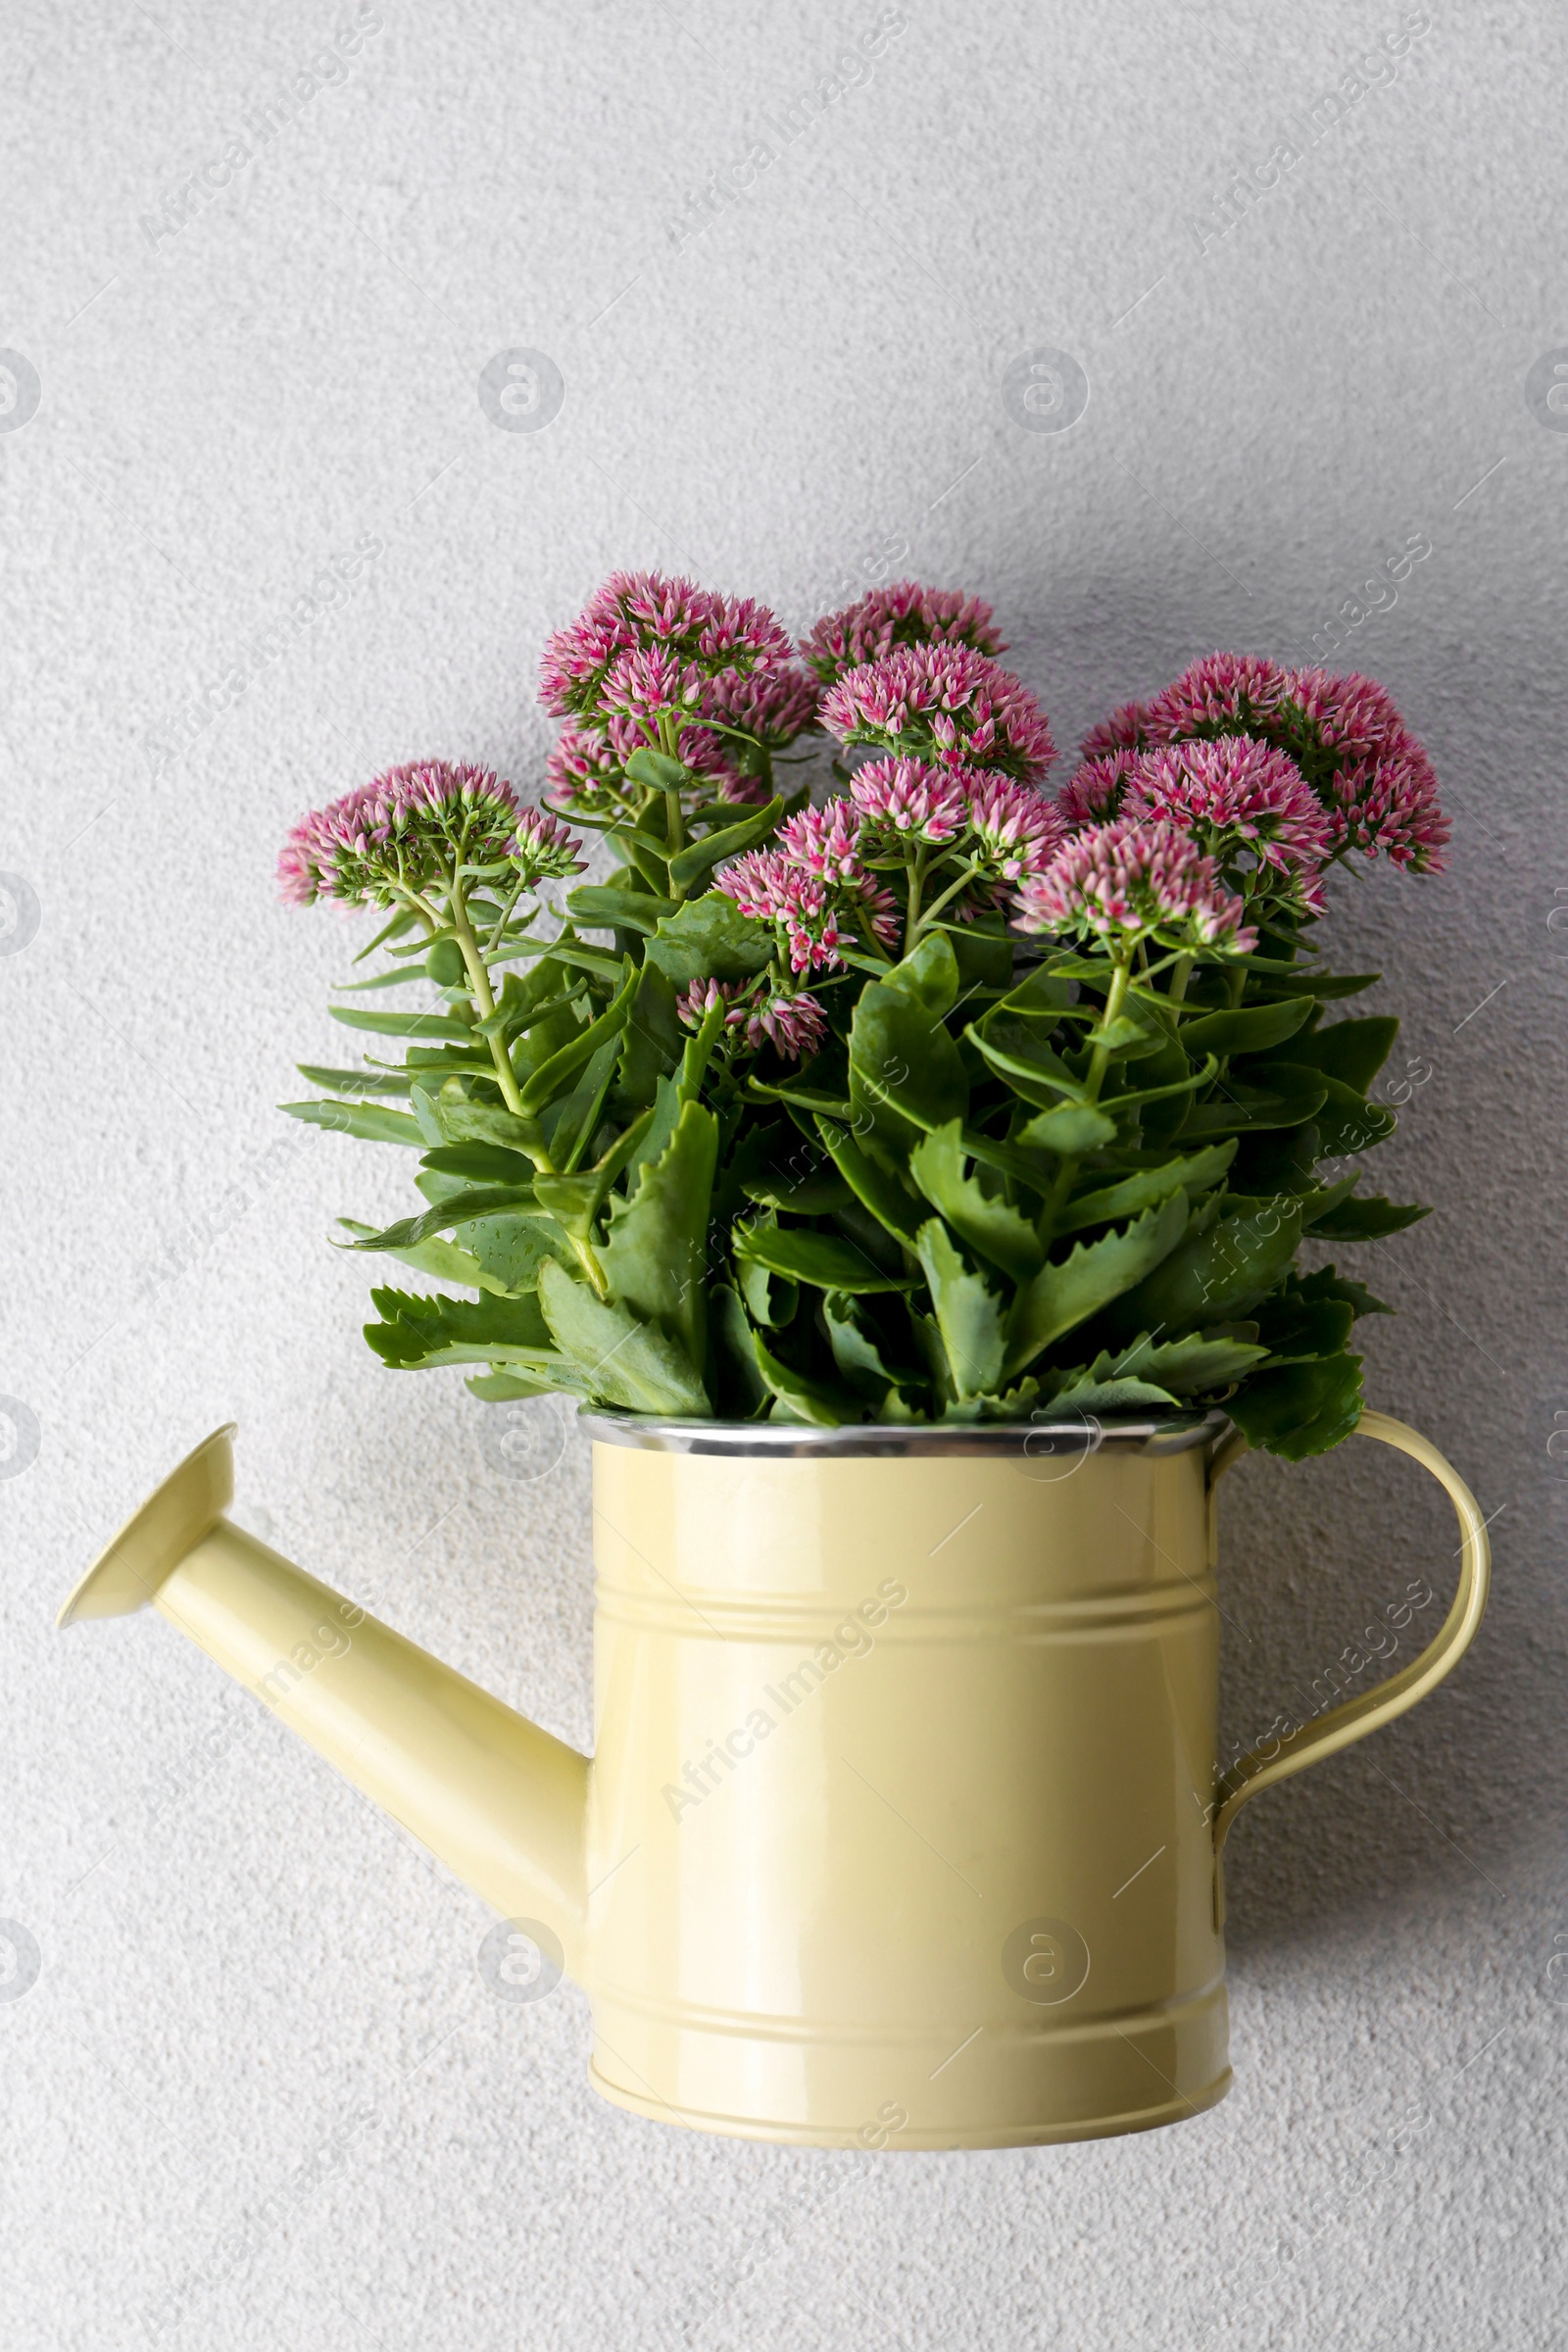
<box><xmin>4</xmin><ymin>3</ymin><xmax>1564</xmax><ymax>2344</ymax></box>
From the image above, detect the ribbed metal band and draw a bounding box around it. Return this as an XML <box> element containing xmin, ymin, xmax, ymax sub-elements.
<box><xmin>576</xmin><ymin>1407</ymin><xmax>1230</xmax><ymax>1459</ymax></box>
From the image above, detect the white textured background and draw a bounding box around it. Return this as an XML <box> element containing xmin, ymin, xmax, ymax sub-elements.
<box><xmin>3</xmin><ymin>2</ymin><xmax>1565</xmax><ymax>2345</ymax></box>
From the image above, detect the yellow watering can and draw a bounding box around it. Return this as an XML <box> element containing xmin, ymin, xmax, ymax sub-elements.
<box><xmin>58</xmin><ymin>1408</ymin><xmax>1488</xmax><ymax>2148</ymax></box>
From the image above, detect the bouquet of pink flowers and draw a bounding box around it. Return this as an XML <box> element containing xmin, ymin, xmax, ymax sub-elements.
<box><xmin>279</xmin><ymin>573</ymin><xmax>1445</xmax><ymax>1456</ymax></box>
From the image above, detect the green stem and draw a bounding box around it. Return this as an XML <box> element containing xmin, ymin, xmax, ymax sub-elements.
<box><xmin>903</xmin><ymin>847</ymin><xmax>926</xmax><ymax>957</ymax></box>
<box><xmin>1168</xmin><ymin>952</ymin><xmax>1196</xmax><ymax>1004</ymax></box>
<box><xmin>447</xmin><ymin>868</ymin><xmax>531</xmax><ymax>1123</ymax></box>
<box><xmin>1040</xmin><ymin>954</ymin><xmax>1133</xmax><ymax>1236</ymax></box>
<box><xmin>910</xmin><ymin>858</ymin><xmax>983</xmax><ymax>941</ymax></box>
<box><xmin>658</xmin><ymin>711</ymin><xmax>686</xmax><ymax>857</ymax></box>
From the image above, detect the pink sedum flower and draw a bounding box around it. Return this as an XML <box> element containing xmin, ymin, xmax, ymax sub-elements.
<box><xmin>849</xmin><ymin>757</ymin><xmax>970</xmax><ymax>844</ymax></box>
<box><xmin>278</xmin><ymin>780</ymin><xmax>398</xmax><ymax>906</ymax></box>
<box><xmin>677</xmin><ymin>976</ymin><xmax>829</xmax><ymax>1060</ymax></box>
<box><xmin>802</xmin><ymin>580</ymin><xmax>1005</xmax><ymax>685</ymax></box>
<box><xmin>1123</xmin><ymin>738</ymin><xmax>1333</xmax><ymax>911</ymax></box>
<box><xmin>1015</xmin><ymin>818</ymin><xmax>1256</xmax><ymax>953</ymax></box>
<box><xmin>508</xmin><ymin>802</ymin><xmax>587</xmax><ymax>882</ymax></box>
<box><xmin>539</xmin><ymin>569</ymin><xmax>793</xmax><ymax>724</ymax></box>
<box><xmin>600</xmin><ymin>644</ymin><xmax>707</xmax><ymax>735</ymax></box>
<box><xmin>965</xmin><ymin>774</ymin><xmax>1069</xmax><ymax>879</ymax></box>
<box><xmin>821</xmin><ymin>643</ymin><xmax>1056</xmax><ymax>784</ymax></box>
<box><xmin>1078</xmin><ymin>701</ymin><xmax>1153</xmax><ymax>760</ymax></box>
<box><xmin>1145</xmin><ymin>652</ymin><xmax>1291</xmax><ymax>743</ymax></box>
<box><xmin>1054</xmin><ymin>750</ymin><xmax>1137</xmax><ymax>831</ymax></box>
<box><xmin>776</xmin><ymin>800</ymin><xmax>865</xmax><ymax>878</ymax></box>
<box><xmin>701</xmin><ymin>662</ymin><xmax>819</xmax><ymax>751</ymax></box>
<box><xmin>1279</xmin><ymin>667</ymin><xmax>1447</xmax><ymax>869</ymax></box>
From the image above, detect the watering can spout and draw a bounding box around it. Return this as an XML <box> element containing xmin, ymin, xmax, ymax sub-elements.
<box><xmin>57</xmin><ymin>1427</ymin><xmax>589</xmax><ymax>1972</ymax></box>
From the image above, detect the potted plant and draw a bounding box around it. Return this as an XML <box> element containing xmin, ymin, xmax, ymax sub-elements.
<box><xmin>59</xmin><ymin>576</ymin><xmax>1489</xmax><ymax>2148</ymax></box>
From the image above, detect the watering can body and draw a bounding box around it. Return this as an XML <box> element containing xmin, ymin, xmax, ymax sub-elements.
<box><xmin>59</xmin><ymin>1409</ymin><xmax>1489</xmax><ymax>2150</ymax></box>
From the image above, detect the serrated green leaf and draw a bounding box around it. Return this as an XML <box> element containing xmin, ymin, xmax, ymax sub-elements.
<box><xmin>1016</xmin><ymin>1102</ymin><xmax>1118</xmax><ymax>1154</ymax></box>
<box><xmin>537</xmin><ymin>1258</ymin><xmax>709</xmax><ymax>1414</ymax></box>
<box><xmin>602</xmin><ymin>1098</ymin><xmax>719</xmax><ymax>1369</ymax></box>
<box><xmin>967</xmin><ymin>1022</ymin><xmax>1087</xmax><ymax>1108</ymax></box>
<box><xmin>296</xmin><ymin>1063</ymin><xmax>416</xmax><ymax>1098</ymax></box>
<box><xmin>908</xmin><ymin>1119</ymin><xmax>1044</xmax><ymax>1281</ymax></box>
<box><xmin>1177</xmin><ymin>1063</ymin><xmax>1328</xmax><ymax>1139</ymax></box>
<box><xmin>1178</xmin><ymin>998</ymin><xmax>1314</xmax><ymax>1057</ymax></box>
<box><xmin>881</xmin><ymin>929</ymin><xmax>960</xmax><ymax>1017</ymax></box>
<box><xmin>668</xmin><ymin>796</ymin><xmax>784</xmax><ymax>898</ymax></box>
<box><xmin>710</xmin><ymin>1285</ymin><xmax>772</xmax><ymax>1415</ymax></box>
<box><xmin>849</xmin><ymin>973</ymin><xmax>968</xmax><ymax>1158</ymax></box>
<box><xmin>1004</xmin><ymin>1192</ymin><xmax>1189</xmax><ymax>1382</ymax></box>
<box><xmin>346</xmin><ymin>1181</ymin><xmax>540</xmax><ymax>1252</ymax></box>
<box><xmin>454</xmin><ymin>1212</ymin><xmax>576</xmax><ymax>1293</ymax></box>
<box><xmin>1271</xmin><ymin>1014</ymin><xmax>1398</xmax><ymax>1092</ymax></box>
<box><xmin>518</xmin><ymin>961</ymin><xmax>639</xmax><ymax>1114</ymax></box>
<box><xmin>566</xmin><ymin>884</ymin><xmax>678</xmax><ymax>934</ymax></box>
<box><xmin>612</xmin><ymin>960</ymin><xmax>682</xmax><ymax>1116</ymax></box>
<box><xmin>1306</xmin><ymin>1192</ymin><xmax>1429</xmax><ymax>1240</ymax></box>
<box><xmin>1056</xmin><ymin>1142</ymin><xmax>1237</xmax><ymax>1236</ymax></box>
<box><xmin>1106</xmin><ymin>1330</ymin><xmax>1268</xmax><ymax>1394</ymax></box>
<box><xmin>1227</xmin><ymin>1351</ymin><xmax>1364</xmax><ymax>1458</ymax></box>
<box><xmin>813</xmin><ymin>1117</ymin><xmax>926</xmax><ymax>1242</ymax></box>
<box><xmin>328</xmin><ymin>1004</ymin><xmax>476</xmax><ymax>1042</ymax></box>
<box><xmin>822</xmin><ymin>1293</ymin><xmax>923</xmax><ymax>1399</ymax></box>
<box><xmin>733</xmin><ymin>1211</ymin><xmax>912</xmax><ymax>1295</ymax></box>
<box><xmin>420</xmin><ymin>1141</ymin><xmax>536</xmax><ymax>1184</ymax></box>
<box><xmin>337</xmin><ymin>1217</ymin><xmax>503</xmax><ymax>1295</ymax></box>
<box><xmin>1102</xmin><ymin>1199</ymin><xmax>1304</xmax><ymax>1339</ymax></box>
<box><xmin>643</xmin><ymin>892</ymin><xmax>776</xmax><ymax>985</ymax></box>
<box><xmin>915</xmin><ymin>1221</ymin><xmax>1008</xmax><ymax>1398</ymax></box>
<box><xmin>365</xmin><ymin>1286</ymin><xmax>555</xmax><ymax>1371</ymax></box>
<box><xmin>280</xmin><ymin>1099</ymin><xmax>425</xmax><ymax>1147</ymax></box>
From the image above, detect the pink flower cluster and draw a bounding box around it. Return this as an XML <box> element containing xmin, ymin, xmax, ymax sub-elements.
<box><xmin>538</xmin><ymin>570</ymin><xmax>817</xmax><ymax>816</ymax></box>
<box><xmin>801</xmin><ymin>580</ymin><xmax>1004</xmax><ymax>685</ymax></box>
<box><xmin>822</xmin><ymin>641</ymin><xmax>1056</xmax><ymax>784</ymax></box>
<box><xmin>677</xmin><ymin>976</ymin><xmax>829</xmax><ymax>1061</ymax></box>
<box><xmin>278</xmin><ymin>763</ymin><xmax>584</xmax><ymax>906</ymax></box>
<box><xmin>1056</xmin><ymin>738</ymin><xmax>1334</xmax><ymax>914</ymax></box>
<box><xmin>716</xmin><ymin>845</ymin><xmax>899</xmax><ymax>974</ymax></box>
<box><xmin>1074</xmin><ymin>652</ymin><xmax>1446</xmax><ymax>872</ymax></box>
<box><xmin>1015</xmin><ymin>818</ymin><xmax>1256</xmax><ymax>954</ymax></box>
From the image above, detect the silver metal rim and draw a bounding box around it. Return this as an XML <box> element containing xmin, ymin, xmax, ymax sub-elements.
<box><xmin>576</xmin><ymin>1406</ymin><xmax>1231</xmax><ymax>1459</ymax></box>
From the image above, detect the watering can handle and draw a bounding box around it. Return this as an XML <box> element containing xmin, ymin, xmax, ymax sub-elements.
<box><xmin>1207</xmin><ymin>1409</ymin><xmax>1491</xmax><ymax>1870</ymax></box>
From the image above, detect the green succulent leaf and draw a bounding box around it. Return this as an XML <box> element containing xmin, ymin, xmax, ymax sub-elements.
<box><xmin>346</xmin><ymin>1181</ymin><xmax>540</xmax><ymax>1250</ymax></box>
<box><xmin>1177</xmin><ymin>998</ymin><xmax>1314</xmax><ymax>1057</ymax></box>
<box><xmin>566</xmin><ymin>885</ymin><xmax>678</xmax><ymax>934</ymax></box>
<box><xmin>848</xmin><ymin>973</ymin><xmax>968</xmax><ymax>1157</ymax></box>
<box><xmin>1101</xmin><ymin>1200</ymin><xmax>1304</xmax><ymax>1338</ymax></box>
<box><xmin>1055</xmin><ymin>1142</ymin><xmax>1237</xmax><ymax>1236</ymax></box>
<box><xmin>1270</xmin><ymin>1014</ymin><xmax>1399</xmax><ymax>1092</ymax></box>
<box><xmin>643</xmin><ymin>892</ymin><xmax>775</xmax><ymax>985</ymax></box>
<box><xmin>908</xmin><ymin>1120</ymin><xmax>1044</xmax><ymax>1281</ymax></box>
<box><xmin>914</xmin><ymin>1221</ymin><xmax>1008</xmax><ymax>1399</ymax></box>
<box><xmin>296</xmin><ymin>1063</ymin><xmax>416</xmax><ymax>1097</ymax></box>
<box><xmin>365</xmin><ymin>1286</ymin><xmax>556</xmax><ymax>1371</ymax></box>
<box><xmin>517</xmin><ymin>961</ymin><xmax>640</xmax><ymax>1115</ymax></box>
<box><xmin>602</xmin><ymin>1098</ymin><xmax>719</xmax><ymax>1371</ymax></box>
<box><xmin>536</xmin><ymin>1259</ymin><xmax>709</xmax><ymax>1414</ymax></box>
<box><xmin>1225</xmin><ymin>1350</ymin><xmax>1365</xmax><ymax>1459</ymax></box>
<box><xmin>336</xmin><ymin>1218</ymin><xmax>504</xmax><ymax>1294</ymax></box>
<box><xmin>1004</xmin><ymin>1192</ymin><xmax>1190</xmax><ymax>1382</ymax></box>
<box><xmin>733</xmin><ymin>1211</ymin><xmax>913</xmax><ymax>1295</ymax></box>
<box><xmin>1306</xmin><ymin>1191</ymin><xmax>1429</xmax><ymax>1240</ymax></box>
<box><xmin>327</xmin><ymin>1004</ymin><xmax>477</xmax><ymax>1042</ymax></box>
<box><xmin>813</xmin><ymin>1117</ymin><xmax>926</xmax><ymax>1242</ymax></box>
<box><xmin>280</xmin><ymin>1099</ymin><xmax>425</xmax><ymax>1147</ymax></box>
<box><xmin>667</xmin><ymin>797</ymin><xmax>784</xmax><ymax>898</ymax></box>
<box><xmin>1016</xmin><ymin>1102</ymin><xmax>1119</xmax><ymax>1154</ymax></box>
